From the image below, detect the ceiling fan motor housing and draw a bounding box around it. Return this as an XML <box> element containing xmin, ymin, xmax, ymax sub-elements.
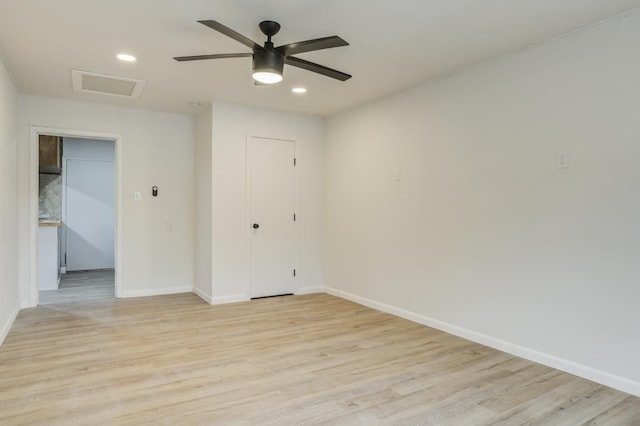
<box><xmin>253</xmin><ymin>48</ymin><xmax>284</xmax><ymax>76</ymax></box>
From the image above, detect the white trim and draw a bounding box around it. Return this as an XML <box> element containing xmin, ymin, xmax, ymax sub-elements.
<box><xmin>323</xmin><ymin>286</ymin><xmax>640</xmax><ymax>398</ymax></box>
<box><xmin>115</xmin><ymin>134</ymin><xmax>123</xmax><ymax>299</ymax></box>
<box><xmin>0</xmin><ymin>304</ymin><xmax>20</xmax><ymax>346</ymax></box>
<box><xmin>29</xmin><ymin>128</ymin><xmax>38</xmax><ymax>306</ymax></box>
<box><xmin>244</xmin><ymin>132</ymin><xmax>251</xmax><ymax>300</ymax></box>
<box><xmin>209</xmin><ymin>109</ymin><xmax>215</xmax><ymax>308</ymax></box>
<box><xmin>295</xmin><ymin>286</ymin><xmax>324</xmax><ymax>295</ymax></box>
<box><xmin>192</xmin><ymin>287</ymin><xmax>213</xmax><ymax>304</ymax></box>
<box><xmin>120</xmin><ymin>286</ymin><xmax>193</xmax><ymax>299</ymax></box>
<box><xmin>29</xmin><ymin>126</ymin><xmax>122</xmax><ymax>307</ymax></box>
<box><xmin>211</xmin><ymin>294</ymin><xmax>249</xmax><ymax>305</ymax></box>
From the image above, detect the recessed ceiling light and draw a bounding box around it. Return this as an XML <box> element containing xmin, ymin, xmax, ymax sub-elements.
<box><xmin>117</xmin><ymin>54</ymin><xmax>136</xmax><ymax>62</ymax></box>
<box><xmin>292</xmin><ymin>87</ymin><xmax>307</xmax><ymax>94</ymax></box>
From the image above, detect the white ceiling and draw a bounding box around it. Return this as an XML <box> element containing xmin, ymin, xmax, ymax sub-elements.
<box><xmin>1</xmin><ymin>0</ymin><xmax>640</xmax><ymax>117</ymax></box>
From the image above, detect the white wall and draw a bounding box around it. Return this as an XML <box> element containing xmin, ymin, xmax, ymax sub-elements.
<box><xmin>325</xmin><ymin>11</ymin><xmax>640</xmax><ymax>395</ymax></box>
<box><xmin>193</xmin><ymin>106</ymin><xmax>213</xmax><ymax>302</ymax></box>
<box><xmin>0</xmin><ymin>58</ymin><xmax>20</xmax><ymax>344</ymax></box>
<box><xmin>18</xmin><ymin>96</ymin><xmax>194</xmax><ymax>300</ymax></box>
<box><xmin>211</xmin><ymin>102</ymin><xmax>325</xmax><ymax>303</ymax></box>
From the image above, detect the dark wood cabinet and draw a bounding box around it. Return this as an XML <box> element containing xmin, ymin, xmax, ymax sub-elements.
<box><xmin>39</xmin><ymin>135</ymin><xmax>62</xmax><ymax>174</ymax></box>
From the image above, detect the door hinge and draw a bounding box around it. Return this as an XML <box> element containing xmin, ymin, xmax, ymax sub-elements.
<box><xmin>293</xmin><ymin>213</ymin><xmax>296</xmax><ymax>222</ymax></box>
<box><xmin>293</xmin><ymin>158</ymin><xmax>297</xmax><ymax>166</ymax></box>
<box><xmin>293</xmin><ymin>269</ymin><xmax>296</xmax><ymax>277</ymax></box>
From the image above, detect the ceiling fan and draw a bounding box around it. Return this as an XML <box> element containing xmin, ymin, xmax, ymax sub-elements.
<box><xmin>174</xmin><ymin>20</ymin><xmax>352</xmax><ymax>85</ymax></box>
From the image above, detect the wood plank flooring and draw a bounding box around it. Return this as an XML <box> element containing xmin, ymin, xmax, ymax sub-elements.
<box><xmin>1</xmin><ymin>292</ymin><xmax>639</xmax><ymax>425</ymax></box>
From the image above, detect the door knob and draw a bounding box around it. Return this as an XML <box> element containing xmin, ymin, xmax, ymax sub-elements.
<box><xmin>252</xmin><ymin>223</ymin><xmax>260</xmax><ymax>229</ymax></box>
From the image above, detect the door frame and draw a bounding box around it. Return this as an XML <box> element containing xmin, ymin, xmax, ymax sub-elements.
<box><xmin>29</xmin><ymin>126</ymin><xmax>122</xmax><ymax>306</ymax></box>
<box><xmin>245</xmin><ymin>135</ymin><xmax>296</xmax><ymax>299</ymax></box>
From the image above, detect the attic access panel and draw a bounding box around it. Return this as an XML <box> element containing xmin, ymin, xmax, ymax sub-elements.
<box><xmin>71</xmin><ymin>69</ymin><xmax>146</xmax><ymax>98</ymax></box>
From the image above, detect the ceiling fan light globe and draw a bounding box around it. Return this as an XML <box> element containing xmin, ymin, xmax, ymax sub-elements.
<box><xmin>252</xmin><ymin>71</ymin><xmax>283</xmax><ymax>84</ymax></box>
<box><xmin>252</xmin><ymin>48</ymin><xmax>285</xmax><ymax>84</ymax></box>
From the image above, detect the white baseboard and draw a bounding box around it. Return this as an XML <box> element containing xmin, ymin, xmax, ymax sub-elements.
<box><xmin>324</xmin><ymin>286</ymin><xmax>640</xmax><ymax>398</ymax></box>
<box><xmin>120</xmin><ymin>285</ymin><xmax>193</xmax><ymax>299</ymax></box>
<box><xmin>192</xmin><ymin>287</ymin><xmax>212</xmax><ymax>304</ymax></box>
<box><xmin>0</xmin><ymin>304</ymin><xmax>20</xmax><ymax>346</ymax></box>
<box><xmin>295</xmin><ymin>285</ymin><xmax>324</xmax><ymax>295</ymax></box>
<box><xmin>211</xmin><ymin>294</ymin><xmax>249</xmax><ymax>305</ymax></box>
<box><xmin>20</xmin><ymin>300</ymin><xmax>31</xmax><ymax>309</ymax></box>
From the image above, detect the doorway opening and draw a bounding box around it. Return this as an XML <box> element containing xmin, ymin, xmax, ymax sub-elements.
<box><xmin>30</xmin><ymin>127</ymin><xmax>121</xmax><ymax>307</ymax></box>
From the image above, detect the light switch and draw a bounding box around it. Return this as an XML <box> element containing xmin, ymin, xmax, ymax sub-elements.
<box><xmin>556</xmin><ymin>152</ymin><xmax>570</xmax><ymax>169</ymax></box>
<box><xmin>393</xmin><ymin>167</ymin><xmax>401</xmax><ymax>181</ymax></box>
<box><xmin>134</xmin><ymin>192</ymin><xmax>141</xmax><ymax>201</ymax></box>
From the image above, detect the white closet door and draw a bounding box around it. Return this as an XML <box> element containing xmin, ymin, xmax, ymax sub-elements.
<box><xmin>248</xmin><ymin>137</ymin><xmax>295</xmax><ymax>298</ymax></box>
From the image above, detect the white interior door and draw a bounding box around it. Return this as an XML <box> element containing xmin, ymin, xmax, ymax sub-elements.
<box><xmin>65</xmin><ymin>159</ymin><xmax>115</xmax><ymax>271</ymax></box>
<box><xmin>249</xmin><ymin>137</ymin><xmax>295</xmax><ymax>298</ymax></box>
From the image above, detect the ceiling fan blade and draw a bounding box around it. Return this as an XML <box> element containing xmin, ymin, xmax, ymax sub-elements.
<box><xmin>198</xmin><ymin>20</ymin><xmax>260</xmax><ymax>50</ymax></box>
<box><xmin>173</xmin><ymin>53</ymin><xmax>252</xmax><ymax>62</ymax></box>
<box><xmin>285</xmin><ymin>56</ymin><xmax>352</xmax><ymax>81</ymax></box>
<box><xmin>277</xmin><ymin>36</ymin><xmax>348</xmax><ymax>56</ymax></box>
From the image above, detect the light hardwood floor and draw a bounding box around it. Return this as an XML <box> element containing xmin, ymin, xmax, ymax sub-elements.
<box><xmin>1</xmin><ymin>292</ymin><xmax>639</xmax><ymax>425</ymax></box>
